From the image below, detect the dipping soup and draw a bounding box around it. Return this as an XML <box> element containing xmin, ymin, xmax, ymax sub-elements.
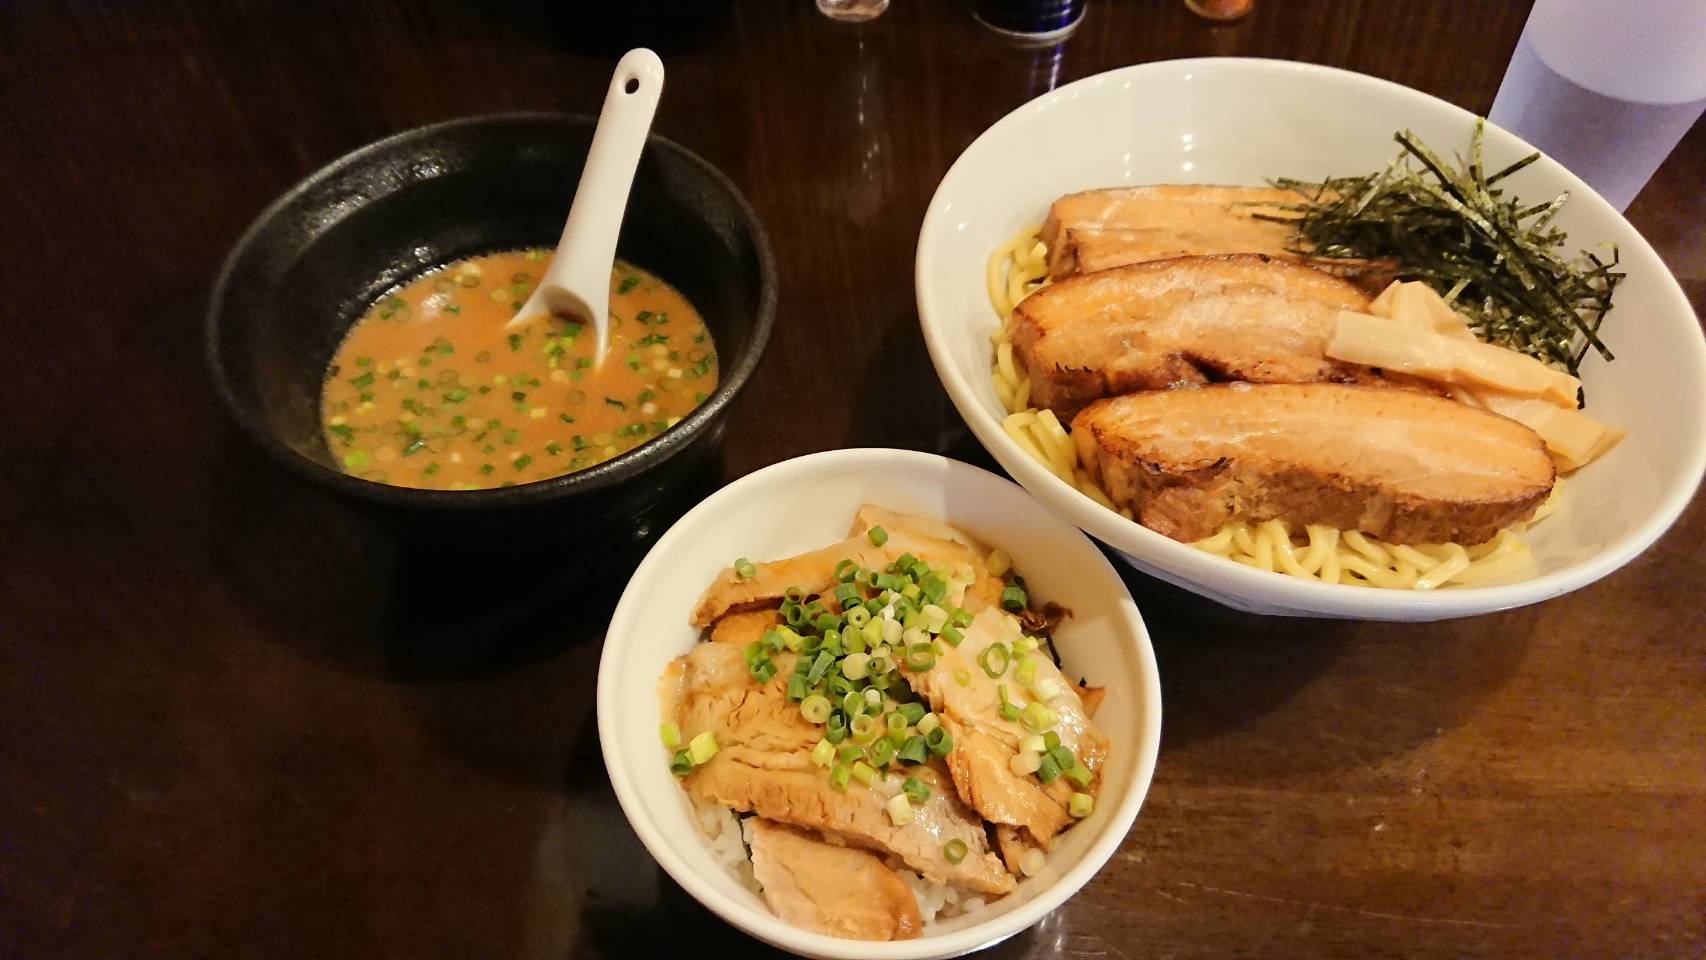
<box><xmin>321</xmin><ymin>249</ymin><xmax>718</xmax><ymax>490</ymax></box>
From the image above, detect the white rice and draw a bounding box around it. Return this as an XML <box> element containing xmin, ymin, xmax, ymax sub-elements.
<box><xmin>694</xmin><ymin>798</ymin><xmax>760</xmax><ymax>893</ymax></box>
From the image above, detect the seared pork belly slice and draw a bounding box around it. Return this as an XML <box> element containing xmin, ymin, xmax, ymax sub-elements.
<box><xmin>692</xmin><ymin>513</ymin><xmax>1002</xmax><ymax>626</ymax></box>
<box><xmin>1041</xmin><ymin>185</ymin><xmax>1302</xmax><ymax>277</ymax></box>
<box><xmin>674</xmin><ymin>642</ymin><xmax>1014</xmax><ymax>895</ymax></box>
<box><xmin>1040</xmin><ymin>185</ymin><xmax>1395</xmax><ymax>291</ymax></box>
<box><xmin>1007</xmin><ymin>255</ymin><xmax>1374</xmax><ymax>420</ymax></box>
<box><xmin>908</xmin><ymin>608</ymin><xmax>1107</xmax><ymax>848</ymax></box>
<box><xmin>748</xmin><ymin>819</ymin><xmax>923</xmax><ymax>941</ymax></box>
<box><xmin>1072</xmin><ymin>383</ymin><xmax>1556</xmax><ymax>544</ymax></box>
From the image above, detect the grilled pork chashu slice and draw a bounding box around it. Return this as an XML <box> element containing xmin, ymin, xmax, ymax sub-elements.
<box><xmin>748</xmin><ymin>819</ymin><xmax>923</xmax><ymax>941</ymax></box>
<box><xmin>1008</xmin><ymin>254</ymin><xmax>1376</xmax><ymax>420</ymax></box>
<box><xmin>1072</xmin><ymin>383</ymin><xmax>1555</xmax><ymax>544</ymax></box>
<box><xmin>1040</xmin><ymin>185</ymin><xmax>1393</xmax><ymax>289</ymax></box>
<box><xmin>1041</xmin><ymin>185</ymin><xmax>1301</xmax><ymax>276</ymax></box>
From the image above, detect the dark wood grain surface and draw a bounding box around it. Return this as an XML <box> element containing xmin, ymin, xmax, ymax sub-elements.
<box><xmin>2</xmin><ymin>2</ymin><xmax>1702</xmax><ymax>957</ymax></box>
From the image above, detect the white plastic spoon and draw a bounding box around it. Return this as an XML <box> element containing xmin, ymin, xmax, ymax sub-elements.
<box><xmin>507</xmin><ymin>48</ymin><xmax>665</xmax><ymax>366</ymax></box>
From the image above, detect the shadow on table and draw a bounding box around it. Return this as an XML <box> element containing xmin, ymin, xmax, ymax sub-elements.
<box><xmin>214</xmin><ymin>443</ymin><xmax>725</xmax><ymax>790</ymax></box>
<box><xmin>1129</xmin><ymin>567</ymin><xmax>1539</xmax><ymax>780</ymax></box>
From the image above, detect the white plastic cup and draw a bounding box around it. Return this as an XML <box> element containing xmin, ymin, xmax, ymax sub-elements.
<box><xmin>1489</xmin><ymin>0</ymin><xmax>1706</xmax><ymax>211</ymax></box>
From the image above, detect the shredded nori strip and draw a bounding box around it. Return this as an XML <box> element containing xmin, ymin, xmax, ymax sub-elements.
<box><xmin>1260</xmin><ymin>120</ymin><xmax>1622</xmax><ymax>383</ymax></box>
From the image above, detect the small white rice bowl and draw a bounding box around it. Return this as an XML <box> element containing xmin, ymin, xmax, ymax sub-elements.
<box><xmin>599</xmin><ymin>449</ymin><xmax>1162</xmax><ymax>960</ymax></box>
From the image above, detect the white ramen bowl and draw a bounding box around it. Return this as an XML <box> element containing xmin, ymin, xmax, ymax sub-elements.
<box><xmin>916</xmin><ymin>57</ymin><xmax>1706</xmax><ymax>621</ymax></box>
<box><xmin>597</xmin><ymin>448</ymin><xmax>1162</xmax><ymax>960</ymax></box>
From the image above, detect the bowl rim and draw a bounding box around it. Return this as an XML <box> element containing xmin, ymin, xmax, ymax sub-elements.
<box><xmin>596</xmin><ymin>447</ymin><xmax>1164</xmax><ymax>959</ymax></box>
<box><xmin>915</xmin><ymin>56</ymin><xmax>1706</xmax><ymax>619</ymax></box>
<box><xmin>204</xmin><ymin>110</ymin><xmax>777</xmax><ymax>511</ymax></box>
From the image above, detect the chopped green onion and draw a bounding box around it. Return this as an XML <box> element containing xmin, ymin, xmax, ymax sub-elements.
<box><xmin>998</xmin><ymin>684</ymin><xmax>1022</xmax><ymax>722</ymax></box>
<box><xmin>1048</xmin><ymin>746</ymin><xmax>1076</xmax><ymax>772</ymax></box>
<box><xmin>1043</xmin><ymin>731</ymin><xmax>1061</xmax><ymax>751</ymax></box>
<box><xmin>885</xmin><ymin>710</ymin><xmax>908</xmax><ymax>738</ymax></box>
<box><xmin>658</xmin><ymin>722</ymin><xmax>681</xmax><ymax>749</ymax></box>
<box><xmin>825</xmin><ymin>712</ymin><xmax>848</xmax><ymax>743</ymax></box>
<box><xmin>905</xmin><ymin>643</ymin><xmax>936</xmax><ymax>672</ymax></box>
<box><xmin>953</xmin><ymin>669</ymin><xmax>971</xmax><ymax>687</ymax></box>
<box><xmin>838</xmin><ymin>745</ymin><xmax>863</xmax><ymax>765</ymax></box>
<box><xmin>807</xmin><ymin>650</ymin><xmax>835</xmax><ymax>685</ymax></box>
<box><xmin>1036</xmin><ymin>754</ymin><xmax>1062</xmax><ymax>784</ymax></box>
<box><xmin>1015</xmin><ymin>655</ymin><xmax>1038</xmax><ymax>687</ymax></box>
<box><xmin>1010</xmin><ymin>750</ymin><xmax>1042</xmax><ymax>776</ymax></box>
<box><xmin>733</xmin><ymin>557</ymin><xmax>756</xmax><ymax>579</ymax></box>
<box><xmin>902</xmin><ymin>776</ymin><xmax>930</xmax><ymax>804</ymax></box>
<box><xmin>786</xmin><ymin>673</ymin><xmax>808</xmax><ymax>702</ymax></box>
<box><xmin>925</xmin><ymin>726</ymin><xmax>953</xmax><ymax>757</ymax></box>
<box><xmin>943</xmin><ymin>839</ymin><xmax>968</xmax><ymax>864</ymax></box>
<box><xmin>851</xmin><ymin>714</ymin><xmax>880</xmax><ymax>744</ymax></box>
<box><xmin>1064</xmin><ymin>761</ymin><xmax>1094</xmax><ymax>789</ymax></box>
<box><xmin>833</xmin><ymin>558</ymin><xmax>859</xmax><ymax>582</ymax></box>
<box><xmin>829</xmin><ymin>762</ymin><xmax>851</xmax><ymax>791</ymax></box>
<box><xmin>845</xmin><ymin>606</ymin><xmax>872</xmax><ymax>629</ymax></box>
<box><xmin>810</xmin><ymin>739</ymin><xmax>834</xmax><ymax>768</ymax></box>
<box><xmin>978</xmin><ymin>642</ymin><xmax>1011</xmax><ymax>679</ymax></box>
<box><xmin>868</xmin><ymin>525</ymin><xmax>888</xmax><ymax>547</ymax></box>
<box><xmin>800</xmin><ymin>694</ymin><xmax>832</xmax><ymax>724</ymax></box>
<box><xmin>897</xmin><ymin>702</ymin><xmax>926</xmax><ymax>726</ymax></box>
<box><xmin>885</xmin><ymin>793</ymin><xmax>914</xmax><ymax>826</ymax></box>
<box><xmin>851</xmin><ymin>761</ymin><xmax>878</xmax><ymax>787</ymax></box>
<box><xmin>950</xmin><ymin>608</ymin><xmax>972</xmax><ymax>629</ymax></box>
<box><xmin>941</xmin><ymin>625</ymin><xmax>964</xmax><ymax>647</ymax></box>
<box><xmin>688</xmin><ymin>730</ymin><xmax>719</xmax><ymax>765</ymax></box>
<box><xmin>1000</xmin><ymin>580</ymin><xmax>1028</xmax><ymax>612</ymax></box>
<box><xmin>1020</xmin><ymin>702</ymin><xmax>1053</xmax><ymax>733</ymax></box>
<box><xmin>866</xmin><ymin>736</ymin><xmax>895</xmax><ymax>767</ymax></box>
<box><xmin>897</xmin><ymin>735</ymin><xmax>929</xmax><ymax>765</ymax></box>
<box><xmin>917</xmin><ymin>713</ymin><xmax>940</xmax><ymax>736</ymax></box>
<box><xmin>1069</xmin><ymin>792</ymin><xmax>1094</xmax><ymax>818</ymax></box>
<box><xmin>669</xmin><ymin>750</ymin><xmax>693</xmax><ymax>776</ymax></box>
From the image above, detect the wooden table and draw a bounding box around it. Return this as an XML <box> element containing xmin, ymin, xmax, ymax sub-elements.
<box><xmin>3</xmin><ymin>2</ymin><xmax>1701</xmax><ymax>957</ymax></box>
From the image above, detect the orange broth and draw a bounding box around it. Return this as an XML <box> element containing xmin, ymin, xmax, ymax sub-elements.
<box><xmin>320</xmin><ymin>249</ymin><xmax>718</xmax><ymax>490</ymax></box>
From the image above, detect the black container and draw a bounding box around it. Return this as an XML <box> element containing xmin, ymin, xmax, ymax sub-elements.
<box><xmin>206</xmin><ymin>113</ymin><xmax>775</xmax><ymax>527</ymax></box>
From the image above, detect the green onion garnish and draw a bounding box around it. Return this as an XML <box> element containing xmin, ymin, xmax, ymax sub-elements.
<box><xmin>733</xmin><ymin>557</ymin><xmax>756</xmax><ymax>579</ymax></box>
<box><xmin>659</xmin><ymin>722</ymin><xmax>681</xmax><ymax>749</ymax></box>
<box><xmin>850</xmin><ymin>714</ymin><xmax>880</xmax><ymax>744</ymax></box>
<box><xmin>943</xmin><ymin>839</ymin><xmax>968</xmax><ymax>864</ymax></box>
<box><xmin>902</xmin><ymin>777</ymin><xmax>930</xmax><ymax>804</ymax></box>
<box><xmin>800</xmin><ymin>694</ymin><xmax>832</xmax><ymax>725</ymax></box>
<box><xmin>829</xmin><ymin>762</ymin><xmax>851</xmax><ymax>792</ymax></box>
<box><xmin>1036</xmin><ymin>754</ymin><xmax>1062</xmax><ymax>784</ymax></box>
<box><xmin>851</xmin><ymin>761</ymin><xmax>878</xmax><ymax>787</ymax></box>
<box><xmin>897</xmin><ymin>702</ymin><xmax>926</xmax><ymax>726</ymax></box>
<box><xmin>1020</xmin><ymin>702</ymin><xmax>1053</xmax><ymax>733</ymax></box>
<box><xmin>978</xmin><ymin>642</ymin><xmax>1011</xmax><ymax>679</ymax></box>
<box><xmin>925</xmin><ymin>726</ymin><xmax>953</xmax><ymax>757</ymax></box>
<box><xmin>669</xmin><ymin>750</ymin><xmax>693</xmax><ymax>777</ymax></box>
<box><xmin>868</xmin><ymin>526</ymin><xmax>888</xmax><ymax>547</ymax></box>
<box><xmin>1069</xmin><ymin>792</ymin><xmax>1094</xmax><ymax>818</ymax></box>
<box><xmin>810</xmin><ymin>739</ymin><xmax>834</xmax><ymax>768</ymax></box>
<box><xmin>905</xmin><ymin>643</ymin><xmax>937</xmax><ymax>672</ymax></box>
<box><xmin>687</xmin><ymin>730</ymin><xmax>718</xmax><ymax>765</ymax></box>
<box><xmin>1000</xmin><ymin>580</ymin><xmax>1028</xmax><ymax>612</ymax></box>
<box><xmin>897</xmin><ymin>735</ymin><xmax>928</xmax><ymax>765</ymax></box>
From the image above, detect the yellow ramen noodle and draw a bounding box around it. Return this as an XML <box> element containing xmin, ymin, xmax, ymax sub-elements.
<box><xmin>985</xmin><ymin>224</ymin><xmax>1555</xmax><ymax>590</ymax></box>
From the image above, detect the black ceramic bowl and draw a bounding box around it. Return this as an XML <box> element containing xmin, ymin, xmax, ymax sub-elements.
<box><xmin>206</xmin><ymin>113</ymin><xmax>774</xmax><ymax>524</ymax></box>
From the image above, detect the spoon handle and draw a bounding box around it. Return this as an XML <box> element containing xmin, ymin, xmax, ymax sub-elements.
<box><xmin>527</xmin><ymin>48</ymin><xmax>665</xmax><ymax>361</ymax></box>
